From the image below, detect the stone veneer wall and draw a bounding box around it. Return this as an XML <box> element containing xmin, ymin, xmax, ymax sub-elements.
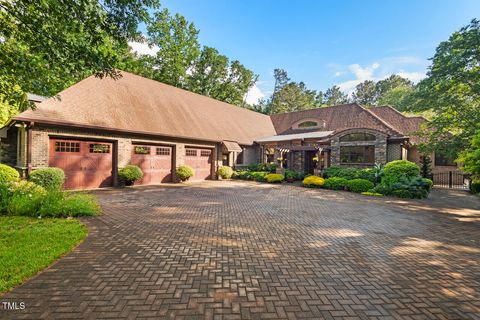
<box><xmin>0</xmin><ymin>126</ymin><xmax>18</xmax><ymax>167</ymax></box>
<box><xmin>330</xmin><ymin>129</ymin><xmax>388</xmax><ymax>167</ymax></box>
<box><xmin>29</xmin><ymin>125</ymin><xmax>222</xmax><ymax>182</ymax></box>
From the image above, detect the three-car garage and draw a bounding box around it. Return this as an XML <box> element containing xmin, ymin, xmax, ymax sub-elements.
<box><xmin>48</xmin><ymin>138</ymin><xmax>214</xmax><ymax>189</ymax></box>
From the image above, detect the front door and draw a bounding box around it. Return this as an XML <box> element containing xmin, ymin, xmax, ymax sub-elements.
<box><xmin>304</xmin><ymin>150</ymin><xmax>316</xmax><ymax>175</ymax></box>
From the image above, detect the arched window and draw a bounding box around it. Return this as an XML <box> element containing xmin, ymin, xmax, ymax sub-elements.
<box><xmin>297</xmin><ymin>121</ymin><xmax>318</xmax><ymax>128</ymax></box>
<box><xmin>339</xmin><ymin>132</ymin><xmax>376</xmax><ymax>142</ymax></box>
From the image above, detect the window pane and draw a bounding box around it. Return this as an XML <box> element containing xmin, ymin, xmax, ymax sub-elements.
<box><xmin>89</xmin><ymin>144</ymin><xmax>110</xmax><ymax>153</ymax></box>
<box><xmin>298</xmin><ymin>121</ymin><xmax>318</xmax><ymax>128</ymax></box>
<box><xmin>186</xmin><ymin>149</ymin><xmax>197</xmax><ymax>156</ymax></box>
<box><xmin>340</xmin><ymin>133</ymin><xmax>376</xmax><ymax>142</ymax></box>
<box><xmin>340</xmin><ymin>145</ymin><xmax>375</xmax><ymax>164</ymax></box>
<box><xmin>134</xmin><ymin>146</ymin><xmax>150</xmax><ymax>154</ymax></box>
<box><xmin>156</xmin><ymin>147</ymin><xmax>171</xmax><ymax>156</ymax></box>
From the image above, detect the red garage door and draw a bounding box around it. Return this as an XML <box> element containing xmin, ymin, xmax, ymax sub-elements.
<box><xmin>184</xmin><ymin>148</ymin><xmax>212</xmax><ymax>180</ymax></box>
<box><xmin>49</xmin><ymin>139</ymin><xmax>113</xmax><ymax>189</ymax></box>
<box><xmin>130</xmin><ymin>145</ymin><xmax>172</xmax><ymax>185</ymax></box>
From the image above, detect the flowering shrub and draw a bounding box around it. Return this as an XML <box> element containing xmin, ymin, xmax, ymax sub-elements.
<box><xmin>265</xmin><ymin>173</ymin><xmax>284</xmax><ymax>183</ymax></box>
<box><xmin>176</xmin><ymin>165</ymin><xmax>195</xmax><ymax>182</ymax></box>
<box><xmin>302</xmin><ymin>176</ymin><xmax>325</xmax><ymax>188</ymax></box>
<box><xmin>0</xmin><ymin>164</ymin><xmax>19</xmax><ymax>183</ymax></box>
<box><xmin>217</xmin><ymin>166</ymin><xmax>233</xmax><ymax>179</ymax></box>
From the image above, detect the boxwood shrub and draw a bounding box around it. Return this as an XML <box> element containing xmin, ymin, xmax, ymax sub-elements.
<box><xmin>28</xmin><ymin>167</ymin><xmax>65</xmax><ymax>191</ymax></box>
<box><xmin>383</xmin><ymin>160</ymin><xmax>420</xmax><ymax>182</ymax></box>
<box><xmin>176</xmin><ymin>165</ymin><xmax>195</xmax><ymax>182</ymax></box>
<box><xmin>302</xmin><ymin>176</ymin><xmax>325</xmax><ymax>188</ymax></box>
<box><xmin>323</xmin><ymin>177</ymin><xmax>349</xmax><ymax>190</ymax></box>
<box><xmin>346</xmin><ymin>179</ymin><xmax>374</xmax><ymax>193</ymax></box>
<box><xmin>0</xmin><ymin>164</ymin><xmax>19</xmax><ymax>183</ymax></box>
<box><xmin>265</xmin><ymin>173</ymin><xmax>284</xmax><ymax>183</ymax></box>
<box><xmin>118</xmin><ymin>165</ymin><xmax>144</xmax><ymax>184</ymax></box>
<box><xmin>217</xmin><ymin>166</ymin><xmax>233</xmax><ymax>179</ymax></box>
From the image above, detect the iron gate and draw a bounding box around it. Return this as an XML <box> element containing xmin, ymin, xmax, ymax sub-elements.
<box><xmin>432</xmin><ymin>171</ymin><xmax>471</xmax><ymax>189</ymax></box>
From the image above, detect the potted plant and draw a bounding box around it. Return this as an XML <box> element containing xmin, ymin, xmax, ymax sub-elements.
<box><xmin>285</xmin><ymin>170</ymin><xmax>296</xmax><ymax>183</ymax></box>
<box><xmin>118</xmin><ymin>165</ymin><xmax>144</xmax><ymax>186</ymax></box>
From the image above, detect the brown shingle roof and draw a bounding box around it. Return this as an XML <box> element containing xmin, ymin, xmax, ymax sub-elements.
<box><xmin>15</xmin><ymin>71</ymin><xmax>276</xmax><ymax>145</ymax></box>
<box><xmin>270</xmin><ymin>103</ymin><xmax>404</xmax><ymax>137</ymax></box>
<box><xmin>369</xmin><ymin>106</ymin><xmax>427</xmax><ymax>144</ymax></box>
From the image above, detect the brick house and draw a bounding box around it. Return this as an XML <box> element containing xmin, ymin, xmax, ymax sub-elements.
<box><xmin>0</xmin><ymin>71</ymin><xmax>456</xmax><ymax>189</ymax></box>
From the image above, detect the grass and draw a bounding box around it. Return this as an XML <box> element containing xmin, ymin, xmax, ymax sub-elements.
<box><xmin>0</xmin><ymin>216</ymin><xmax>87</xmax><ymax>293</ymax></box>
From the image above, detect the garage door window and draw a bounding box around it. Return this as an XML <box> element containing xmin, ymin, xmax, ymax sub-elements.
<box><xmin>200</xmin><ymin>150</ymin><xmax>211</xmax><ymax>157</ymax></box>
<box><xmin>55</xmin><ymin>141</ymin><xmax>80</xmax><ymax>152</ymax></box>
<box><xmin>156</xmin><ymin>147</ymin><xmax>171</xmax><ymax>156</ymax></box>
<box><xmin>186</xmin><ymin>149</ymin><xmax>197</xmax><ymax>156</ymax></box>
<box><xmin>134</xmin><ymin>146</ymin><xmax>150</xmax><ymax>154</ymax></box>
<box><xmin>89</xmin><ymin>143</ymin><xmax>110</xmax><ymax>153</ymax></box>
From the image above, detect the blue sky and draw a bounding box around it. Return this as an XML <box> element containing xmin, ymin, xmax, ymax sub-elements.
<box><xmin>133</xmin><ymin>0</ymin><xmax>480</xmax><ymax>103</ymax></box>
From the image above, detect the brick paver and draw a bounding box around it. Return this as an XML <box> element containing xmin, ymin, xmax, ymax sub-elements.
<box><xmin>1</xmin><ymin>181</ymin><xmax>479</xmax><ymax>319</ymax></box>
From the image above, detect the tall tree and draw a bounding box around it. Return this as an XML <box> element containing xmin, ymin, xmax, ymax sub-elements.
<box><xmin>270</xmin><ymin>82</ymin><xmax>321</xmax><ymax>114</ymax></box>
<box><xmin>187</xmin><ymin>46</ymin><xmax>229</xmax><ymax>97</ymax></box>
<box><xmin>0</xmin><ymin>0</ymin><xmax>160</xmax><ymax>125</ymax></box>
<box><xmin>215</xmin><ymin>60</ymin><xmax>258</xmax><ymax>106</ymax></box>
<box><xmin>352</xmin><ymin>80</ymin><xmax>378</xmax><ymax>106</ymax></box>
<box><xmin>375</xmin><ymin>75</ymin><xmax>413</xmax><ymax>98</ymax></box>
<box><xmin>407</xmin><ymin>18</ymin><xmax>480</xmax><ymax>157</ymax></box>
<box><xmin>323</xmin><ymin>85</ymin><xmax>349</xmax><ymax>106</ymax></box>
<box><xmin>378</xmin><ymin>86</ymin><xmax>415</xmax><ymax>111</ymax></box>
<box><xmin>147</xmin><ymin>9</ymin><xmax>200</xmax><ymax>88</ymax></box>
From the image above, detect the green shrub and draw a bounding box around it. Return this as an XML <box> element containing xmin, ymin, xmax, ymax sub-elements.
<box><xmin>302</xmin><ymin>176</ymin><xmax>325</xmax><ymax>188</ymax></box>
<box><xmin>266</xmin><ymin>173</ymin><xmax>284</xmax><ymax>183</ymax></box>
<box><xmin>346</xmin><ymin>179</ymin><xmax>374</xmax><ymax>193</ymax></box>
<box><xmin>247</xmin><ymin>163</ymin><xmax>276</xmax><ymax>173</ymax></box>
<box><xmin>7</xmin><ymin>192</ymin><xmax>44</xmax><ymax>216</ymax></box>
<box><xmin>285</xmin><ymin>169</ymin><xmax>296</xmax><ymax>180</ymax></box>
<box><xmin>28</xmin><ymin>167</ymin><xmax>65</xmax><ymax>191</ymax></box>
<box><xmin>251</xmin><ymin>171</ymin><xmax>269</xmax><ymax>182</ymax></box>
<box><xmin>217</xmin><ymin>166</ymin><xmax>233</xmax><ymax>179</ymax></box>
<box><xmin>471</xmin><ymin>181</ymin><xmax>480</xmax><ymax>194</ymax></box>
<box><xmin>423</xmin><ymin>178</ymin><xmax>433</xmax><ymax>192</ymax></box>
<box><xmin>323</xmin><ymin>177</ymin><xmax>349</xmax><ymax>190</ymax></box>
<box><xmin>356</xmin><ymin>168</ymin><xmax>376</xmax><ymax>183</ymax></box>
<box><xmin>0</xmin><ymin>164</ymin><xmax>19</xmax><ymax>183</ymax></box>
<box><xmin>176</xmin><ymin>165</ymin><xmax>195</xmax><ymax>182</ymax></box>
<box><xmin>383</xmin><ymin>160</ymin><xmax>420</xmax><ymax>182</ymax></box>
<box><xmin>323</xmin><ymin>166</ymin><xmax>359</xmax><ymax>180</ymax></box>
<box><xmin>13</xmin><ymin>180</ymin><xmax>46</xmax><ymax>196</ymax></box>
<box><xmin>0</xmin><ymin>182</ymin><xmax>13</xmax><ymax>213</ymax></box>
<box><xmin>361</xmin><ymin>192</ymin><xmax>383</xmax><ymax>196</ymax></box>
<box><xmin>39</xmin><ymin>192</ymin><xmax>100</xmax><ymax>217</ymax></box>
<box><xmin>118</xmin><ymin>165</ymin><xmax>144</xmax><ymax>183</ymax></box>
<box><xmin>376</xmin><ymin>176</ymin><xmax>430</xmax><ymax>199</ymax></box>
<box><xmin>233</xmin><ymin>170</ymin><xmax>249</xmax><ymax>180</ymax></box>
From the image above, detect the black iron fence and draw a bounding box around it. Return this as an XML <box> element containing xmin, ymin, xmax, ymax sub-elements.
<box><xmin>432</xmin><ymin>171</ymin><xmax>471</xmax><ymax>189</ymax></box>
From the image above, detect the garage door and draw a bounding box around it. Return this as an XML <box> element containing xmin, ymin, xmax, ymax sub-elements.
<box><xmin>130</xmin><ymin>145</ymin><xmax>172</xmax><ymax>185</ymax></box>
<box><xmin>49</xmin><ymin>139</ymin><xmax>113</xmax><ymax>189</ymax></box>
<box><xmin>184</xmin><ymin>148</ymin><xmax>212</xmax><ymax>180</ymax></box>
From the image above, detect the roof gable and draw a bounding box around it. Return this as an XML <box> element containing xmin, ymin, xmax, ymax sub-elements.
<box><xmin>270</xmin><ymin>103</ymin><xmax>403</xmax><ymax>137</ymax></box>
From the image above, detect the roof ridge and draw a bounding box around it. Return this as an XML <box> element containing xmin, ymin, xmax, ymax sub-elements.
<box><xmin>362</xmin><ymin>106</ymin><xmax>404</xmax><ymax>136</ymax></box>
<box><xmin>269</xmin><ymin>103</ymin><xmax>360</xmax><ymax>117</ymax></box>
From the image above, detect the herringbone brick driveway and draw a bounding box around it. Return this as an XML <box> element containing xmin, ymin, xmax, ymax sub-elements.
<box><xmin>1</xmin><ymin>181</ymin><xmax>479</xmax><ymax>319</ymax></box>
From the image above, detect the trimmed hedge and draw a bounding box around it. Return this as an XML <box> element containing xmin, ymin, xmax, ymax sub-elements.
<box><xmin>302</xmin><ymin>176</ymin><xmax>325</xmax><ymax>188</ymax></box>
<box><xmin>346</xmin><ymin>179</ymin><xmax>374</xmax><ymax>193</ymax></box>
<box><xmin>28</xmin><ymin>167</ymin><xmax>65</xmax><ymax>191</ymax></box>
<box><xmin>217</xmin><ymin>166</ymin><xmax>233</xmax><ymax>179</ymax></box>
<box><xmin>118</xmin><ymin>165</ymin><xmax>144</xmax><ymax>183</ymax></box>
<box><xmin>323</xmin><ymin>177</ymin><xmax>349</xmax><ymax>190</ymax></box>
<box><xmin>265</xmin><ymin>173</ymin><xmax>284</xmax><ymax>183</ymax></box>
<box><xmin>0</xmin><ymin>164</ymin><xmax>19</xmax><ymax>183</ymax></box>
<box><xmin>383</xmin><ymin>160</ymin><xmax>420</xmax><ymax>182</ymax></box>
<box><xmin>322</xmin><ymin>166</ymin><xmax>376</xmax><ymax>183</ymax></box>
<box><xmin>176</xmin><ymin>165</ymin><xmax>195</xmax><ymax>182</ymax></box>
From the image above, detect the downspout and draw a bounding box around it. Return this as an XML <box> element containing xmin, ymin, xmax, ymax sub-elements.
<box><xmin>27</xmin><ymin>122</ymin><xmax>34</xmax><ymax>176</ymax></box>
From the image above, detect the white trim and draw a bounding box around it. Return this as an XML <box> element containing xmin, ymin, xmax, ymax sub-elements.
<box><xmin>255</xmin><ymin>131</ymin><xmax>334</xmax><ymax>143</ymax></box>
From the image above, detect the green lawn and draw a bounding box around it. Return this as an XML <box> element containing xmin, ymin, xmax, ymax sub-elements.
<box><xmin>0</xmin><ymin>216</ymin><xmax>87</xmax><ymax>293</ymax></box>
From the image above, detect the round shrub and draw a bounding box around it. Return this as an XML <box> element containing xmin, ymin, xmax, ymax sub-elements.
<box><xmin>302</xmin><ymin>176</ymin><xmax>325</xmax><ymax>188</ymax></box>
<box><xmin>119</xmin><ymin>165</ymin><xmax>144</xmax><ymax>183</ymax></box>
<box><xmin>29</xmin><ymin>167</ymin><xmax>65</xmax><ymax>191</ymax></box>
<box><xmin>471</xmin><ymin>181</ymin><xmax>480</xmax><ymax>194</ymax></box>
<box><xmin>346</xmin><ymin>179</ymin><xmax>374</xmax><ymax>193</ymax></box>
<box><xmin>423</xmin><ymin>178</ymin><xmax>433</xmax><ymax>192</ymax></box>
<box><xmin>13</xmin><ymin>180</ymin><xmax>46</xmax><ymax>196</ymax></box>
<box><xmin>383</xmin><ymin>160</ymin><xmax>420</xmax><ymax>181</ymax></box>
<box><xmin>265</xmin><ymin>173</ymin><xmax>284</xmax><ymax>183</ymax></box>
<box><xmin>323</xmin><ymin>177</ymin><xmax>349</xmax><ymax>190</ymax></box>
<box><xmin>323</xmin><ymin>166</ymin><xmax>360</xmax><ymax>180</ymax></box>
<box><xmin>176</xmin><ymin>165</ymin><xmax>195</xmax><ymax>182</ymax></box>
<box><xmin>217</xmin><ymin>166</ymin><xmax>233</xmax><ymax>179</ymax></box>
<box><xmin>0</xmin><ymin>164</ymin><xmax>19</xmax><ymax>183</ymax></box>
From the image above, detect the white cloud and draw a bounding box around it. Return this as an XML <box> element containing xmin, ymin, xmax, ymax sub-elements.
<box><xmin>335</xmin><ymin>57</ymin><xmax>427</xmax><ymax>94</ymax></box>
<box><xmin>128</xmin><ymin>41</ymin><xmax>159</xmax><ymax>56</ymax></box>
<box><xmin>245</xmin><ymin>84</ymin><xmax>265</xmax><ymax>105</ymax></box>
